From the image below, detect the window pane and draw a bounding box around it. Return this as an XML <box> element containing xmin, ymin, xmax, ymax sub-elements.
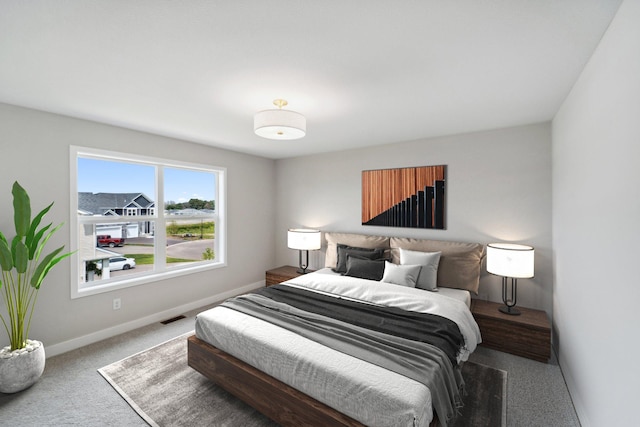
<box><xmin>164</xmin><ymin>167</ymin><xmax>216</xmax><ymax>214</ymax></box>
<box><xmin>164</xmin><ymin>167</ymin><xmax>217</xmax><ymax>267</ymax></box>
<box><xmin>78</xmin><ymin>158</ymin><xmax>155</xmax><ymax>218</ymax></box>
<box><xmin>166</xmin><ymin>219</ymin><xmax>216</xmax><ymax>267</ymax></box>
<box><xmin>79</xmin><ymin>221</ymin><xmax>156</xmax><ymax>286</ymax></box>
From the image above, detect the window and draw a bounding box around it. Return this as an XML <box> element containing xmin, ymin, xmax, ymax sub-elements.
<box><xmin>70</xmin><ymin>146</ymin><xmax>226</xmax><ymax>298</ymax></box>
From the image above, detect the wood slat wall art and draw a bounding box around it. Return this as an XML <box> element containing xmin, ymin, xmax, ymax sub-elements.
<box><xmin>362</xmin><ymin>165</ymin><xmax>446</xmax><ymax>229</ymax></box>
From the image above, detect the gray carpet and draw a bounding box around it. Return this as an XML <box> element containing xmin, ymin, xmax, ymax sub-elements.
<box><xmin>99</xmin><ymin>333</ymin><xmax>506</xmax><ymax>427</ymax></box>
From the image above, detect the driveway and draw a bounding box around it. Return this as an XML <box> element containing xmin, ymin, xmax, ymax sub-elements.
<box><xmin>107</xmin><ymin>237</ymin><xmax>213</xmax><ymax>260</ymax></box>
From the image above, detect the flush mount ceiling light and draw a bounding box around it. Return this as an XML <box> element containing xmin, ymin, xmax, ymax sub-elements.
<box><xmin>254</xmin><ymin>99</ymin><xmax>306</xmax><ymax>140</ymax></box>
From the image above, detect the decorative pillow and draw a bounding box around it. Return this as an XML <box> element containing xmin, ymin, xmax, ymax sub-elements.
<box><xmin>390</xmin><ymin>237</ymin><xmax>486</xmax><ymax>294</ymax></box>
<box><xmin>344</xmin><ymin>256</ymin><xmax>386</xmax><ymax>281</ymax></box>
<box><xmin>333</xmin><ymin>244</ymin><xmax>386</xmax><ymax>273</ymax></box>
<box><xmin>399</xmin><ymin>248</ymin><xmax>441</xmax><ymax>291</ymax></box>
<box><xmin>380</xmin><ymin>261</ymin><xmax>421</xmax><ymax>288</ymax></box>
<box><xmin>324</xmin><ymin>232</ymin><xmax>390</xmax><ymax>268</ymax></box>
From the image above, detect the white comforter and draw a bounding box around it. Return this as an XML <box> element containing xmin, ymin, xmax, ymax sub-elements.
<box><xmin>195</xmin><ymin>270</ymin><xmax>482</xmax><ymax>427</ymax></box>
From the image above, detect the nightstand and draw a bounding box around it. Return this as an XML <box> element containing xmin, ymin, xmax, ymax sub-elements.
<box><xmin>265</xmin><ymin>265</ymin><xmax>313</xmax><ymax>287</ymax></box>
<box><xmin>471</xmin><ymin>299</ymin><xmax>551</xmax><ymax>363</ymax></box>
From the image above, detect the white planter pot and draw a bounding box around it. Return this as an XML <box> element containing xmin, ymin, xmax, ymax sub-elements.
<box><xmin>0</xmin><ymin>340</ymin><xmax>45</xmax><ymax>394</ymax></box>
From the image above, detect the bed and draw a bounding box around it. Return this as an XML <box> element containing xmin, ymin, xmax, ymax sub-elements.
<box><xmin>188</xmin><ymin>232</ymin><xmax>485</xmax><ymax>427</ymax></box>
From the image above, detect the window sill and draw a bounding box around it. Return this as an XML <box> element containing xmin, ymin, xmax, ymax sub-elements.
<box><xmin>71</xmin><ymin>261</ymin><xmax>227</xmax><ymax>299</ymax></box>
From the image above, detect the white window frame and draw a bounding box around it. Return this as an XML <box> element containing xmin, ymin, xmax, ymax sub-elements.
<box><xmin>70</xmin><ymin>146</ymin><xmax>227</xmax><ymax>299</ymax></box>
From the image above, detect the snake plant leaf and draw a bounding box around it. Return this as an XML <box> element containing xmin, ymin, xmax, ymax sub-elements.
<box><xmin>30</xmin><ymin>246</ymin><xmax>69</xmax><ymax>289</ymax></box>
<box><xmin>14</xmin><ymin>240</ymin><xmax>29</xmax><ymax>274</ymax></box>
<box><xmin>28</xmin><ymin>222</ymin><xmax>52</xmax><ymax>260</ymax></box>
<box><xmin>0</xmin><ymin>237</ymin><xmax>12</xmax><ymax>271</ymax></box>
<box><xmin>26</xmin><ymin>202</ymin><xmax>53</xmax><ymax>255</ymax></box>
<box><xmin>12</xmin><ymin>181</ymin><xmax>31</xmax><ymax>238</ymax></box>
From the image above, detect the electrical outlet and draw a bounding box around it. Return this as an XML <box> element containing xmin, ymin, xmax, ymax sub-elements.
<box><xmin>113</xmin><ymin>298</ymin><xmax>121</xmax><ymax>310</ymax></box>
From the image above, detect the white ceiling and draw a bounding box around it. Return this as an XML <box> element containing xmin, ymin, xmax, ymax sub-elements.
<box><xmin>0</xmin><ymin>0</ymin><xmax>622</xmax><ymax>159</ymax></box>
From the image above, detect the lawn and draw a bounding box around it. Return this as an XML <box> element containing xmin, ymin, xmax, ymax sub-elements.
<box><xmin>125</xmin><ymin>254</ymin><xmax>195</xmax><ymax>264</ymax></box>
<box><xmin>167</xmin><ymin>221</ymin><xmax>215</xmax><ymax>238</ymax></box>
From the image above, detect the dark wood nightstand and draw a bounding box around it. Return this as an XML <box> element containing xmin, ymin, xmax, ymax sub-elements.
<box><xmin>471</xmin><ymin>299</ymin><xmax>551</xmax><ymax>363</ymax></box>
<box><xmin>265</xmin><ymin>265</ymin><xmax>314</xmax><ymax>286</ymax></box>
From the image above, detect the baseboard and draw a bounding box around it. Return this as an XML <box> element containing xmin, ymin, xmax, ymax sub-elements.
<box><xmin>45</xmin><ymin>280</ymin><xmax>264</xmax><ymax>358</ymax></box>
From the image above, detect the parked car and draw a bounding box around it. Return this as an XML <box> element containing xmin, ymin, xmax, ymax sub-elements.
<box><xmin>97</xmin><ymin>234</ymin><xmax>125</xmax><ymax>248</ymax></box>
<box><xmin>99</xmin><ymin>256</ymin><xmax>136</xmax><ymax>271</ymax></box>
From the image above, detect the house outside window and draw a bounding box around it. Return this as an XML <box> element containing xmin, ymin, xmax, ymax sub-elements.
<box><xmin>70</xmin><ymin>146</ymin><xmax>226</xmax><ymax>298</ymax></box>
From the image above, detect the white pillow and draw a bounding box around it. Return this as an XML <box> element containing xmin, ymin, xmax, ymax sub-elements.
<box><xmin>399</xmin><ymin>248</ymin><xmax>442</xmax><ymax>291</ymax></box>
<box><xmin>381</xmin><ymin>261</ymin><xmax>421</xmax><ymax>287</ymax></box>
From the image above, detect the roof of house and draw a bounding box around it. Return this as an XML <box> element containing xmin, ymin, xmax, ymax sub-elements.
<box><xmin>78</xmin><ymin>192</ymin><xmax>154</xmax><ymax>215</ymax></box>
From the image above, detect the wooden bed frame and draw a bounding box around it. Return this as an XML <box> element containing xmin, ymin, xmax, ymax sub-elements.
<box><xmin>186</xmin><ymin>233</ymin><xmax>481</xmax><ymax>426</ymax></box>
<box><xmin>187</xmin><ymin>334</ymin><xmax>439</xmax><ymax>427</ymax></box>
<box><xmin>187</xmin><ymin>334</ymin><xmax>365</xmax><ymax>426</ymax></box>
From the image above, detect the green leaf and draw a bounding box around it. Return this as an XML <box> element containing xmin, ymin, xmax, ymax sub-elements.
<box><xmin>32</xmin><ymin>251</ymin><xmax>74</xmax><ymax>289</ymax></box>
<box><xmin>12</xmin><ymin>181</ymin><xmax>31</xmax><ymax>237</ymax></box>
<box><xmin>0</xmin><ymin>238</ymin><xmax>12</xmax><ymax>271</ymax></box>
<box><xmin>25</xmin><ymin>202</ymin><xmax>53</xmax><ymax>256</ymax></box>
<box><xmin>30</xmin><ymin>246</ymin><xmax>74</xmax><ymax>289</ymax></box>
<box><xmin>11</xmin><ymin>236</ymin><xmax>20</xmax><ymax>267</ymax></box>
<box><xmin>28</xmin><ymin>222</ymin><xmax>52</xmax><ymax>260</ymax></box>
<box><xmin>14</xmin><ymin>240</ymin><xmax>29</xmax><ymax>274</ymax></box>
<box><xmin>33</xmin><ymin>223</ymin><xmax>63</xmax><ymax>263</ymax></box>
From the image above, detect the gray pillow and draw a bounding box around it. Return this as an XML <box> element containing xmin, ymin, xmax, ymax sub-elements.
<box><xmin>344</xmin><ymin>256</ymin><xmax>386</xmax><ymax>281</ymax></box>
<box><xmin>399</xmin><ymin>248</ymin><xmax>442</xmax><ymax>291</ymax></box>
<box><xmin>333</xmin><ymin>244</ymin><xmax>386</xmax><ymax>273</ymax></box>
<box><xmin>390</xmin><ymin>237</ymin><xmax>485</xmax><ymax>294</ymax></box>
<box><xmin>324</xmin><ymin>232</ymin><xmax>390</xmax><ymax>268</ymax></box>
<box><xmin>381</xmin><ymin>261</ymin><xmax>421</xmax><ymax>288</ymax></box>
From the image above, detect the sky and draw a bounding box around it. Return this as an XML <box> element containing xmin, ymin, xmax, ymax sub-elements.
<box><xmin>78</xmin><ymin>158</ymin><xmax>216</xmax><ymax>204</ymax></box>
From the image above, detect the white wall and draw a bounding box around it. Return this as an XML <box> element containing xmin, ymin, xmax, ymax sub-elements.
<box><xmin>552</xmin><ymin>1</ymin><xmax>640</xmax><ymax>425</ymax></box>
<box><xmin>0</xmin><ymin>103</ymin><xmax>276</xmax><ymax>355</ymax></box>
<box><xmin>276</xmin><ymin>123</ymin><xmax>553</xmax><ymax>314</ymax></box>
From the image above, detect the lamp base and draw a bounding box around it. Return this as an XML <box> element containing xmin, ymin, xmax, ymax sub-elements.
<box><xmin>296</xmin><ymin>267</ymin><xmax>309</xmax><ymax>274</ymax></box>
<box><xmin>499</xmin><ymin>305</ymin><xmax>521</xmax><ymax>315</ymax></box>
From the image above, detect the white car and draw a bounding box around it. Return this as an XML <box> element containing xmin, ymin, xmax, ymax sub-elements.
<box><xmin>102</xmin><ymin>256</ymin><xmax>136</xmax><ymax>271</ymax></box>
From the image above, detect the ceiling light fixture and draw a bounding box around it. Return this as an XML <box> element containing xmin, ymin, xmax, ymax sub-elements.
<box><xmin>254</xmin><ymin>99</ymin><xmax>306</xmax><ymax>140</ymax></box>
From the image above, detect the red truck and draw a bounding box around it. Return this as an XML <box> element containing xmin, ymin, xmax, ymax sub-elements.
<box><xmin>96</xmin><ymin>235</ymin><xmax>125</xmax><ymax>248</ymax></box>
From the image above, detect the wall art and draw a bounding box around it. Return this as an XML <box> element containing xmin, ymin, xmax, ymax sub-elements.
<box><xmin>362</xmin><ymin>165</ymin><xmax>446</xmax><ymax>229</ymax></box>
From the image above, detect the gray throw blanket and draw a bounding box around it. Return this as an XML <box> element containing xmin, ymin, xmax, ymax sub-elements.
<box><xmin>222</xmin><ymin>293</ymin><xmax>465</xmax><ymax>426</ymax></box>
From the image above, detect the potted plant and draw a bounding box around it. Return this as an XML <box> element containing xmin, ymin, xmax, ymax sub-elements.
<box><xmin>85</xmin><ymin>261</ymin><xmax>102</xmax><ymax>281</ymax></box>
<box><xmin>0</xmin><ymin>182</ymin><xmax>73</xmax><ymax>393</ymax></box>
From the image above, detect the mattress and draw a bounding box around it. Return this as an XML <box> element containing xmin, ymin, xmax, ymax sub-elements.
<box><xmin>195</xmin><ymin>270</ymin><xmax>481</xmax><ymax>427</ymax></box>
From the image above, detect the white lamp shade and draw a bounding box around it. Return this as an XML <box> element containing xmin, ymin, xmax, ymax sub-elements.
<box><xmin>287</xmin><ymin>229</ymin><xmax>321</xmax><ymax>250</ymax></box>
<box><xmin>254</xmin><ymin>109</ymin><xmax>306</xmax><ymax>140</ymax></box>
<box><xmin>487</xmin><ymin>243</ymin><xmax>534</xmax><ymax>278</ymax></box>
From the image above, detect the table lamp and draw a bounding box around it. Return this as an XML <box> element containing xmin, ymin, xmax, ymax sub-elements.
<box><xmin>287</xmin><ymin>229</ymin><xmax>321</xmax><ymax>274</ymax></box>
<box><xmin>486</xmin><ymin>243</ymin><xmax>534</xmax><ymax>315</ymax></box>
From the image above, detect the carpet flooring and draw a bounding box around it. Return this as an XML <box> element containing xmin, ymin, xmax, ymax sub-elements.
<box><xmin>99</xmin><ymin>333</ymin><xmax>506</xmax><ymax>427</ymax></box>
